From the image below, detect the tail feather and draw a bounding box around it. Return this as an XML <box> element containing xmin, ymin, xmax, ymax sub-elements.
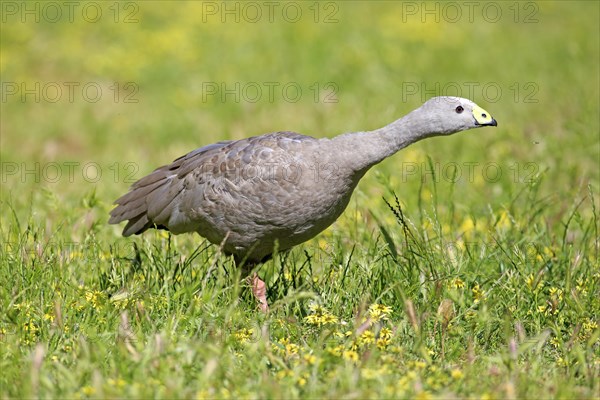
<box><xmin>109</xmin><ymin>201</ymin><xmax>147</xmax><ymax>224</ymax></box>
<box><xmin>109</xmin><ymin>166</ymin><xmax>176</xmax><ymax>236</ymax></box>
<box><xmin>115</xmin><ymin>177</ymin><xmax>165</xmax><ymax>205</ymax></box>
<box><xmin>122</xmin><ymin>214</ymin><xmax>152</xmax><ymax>237</ymax></box>
<box><xmin>109</xmin><ymin>140</ymin><xmax>232</xmax><ymax>237</ymax></box>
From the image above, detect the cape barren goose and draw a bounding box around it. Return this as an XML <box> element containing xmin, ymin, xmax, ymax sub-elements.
<box><xmin>109</xmin><ymin>96</ymin><xmax>497</xmax><ymax>311</ymax></box>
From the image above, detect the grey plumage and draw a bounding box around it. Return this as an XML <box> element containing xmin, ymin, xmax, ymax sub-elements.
<box><xmin>109</xmin><ymin>96</ymin><xmax>497</xmax><ymax>266</ymax></box>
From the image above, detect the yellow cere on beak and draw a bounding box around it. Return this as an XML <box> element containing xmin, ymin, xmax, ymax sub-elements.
<box><xmin>472</xmin><ymin>105</ymin><xmax>497</xmax><ymax>126</ymax></box>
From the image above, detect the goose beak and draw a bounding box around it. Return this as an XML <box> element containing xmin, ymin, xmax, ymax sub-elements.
<box><xmin>472</xmin><ymin>105</ymin><xmax>497</xmax><ymax>127</ymax></box>
<box><xmin>477</xmin><ymin>118</ymin><xmax>498</xmax><ymax>127</ymax></box>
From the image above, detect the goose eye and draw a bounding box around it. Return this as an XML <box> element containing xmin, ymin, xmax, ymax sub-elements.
<box><xmin>455</xmin><ymin>106</ymin><xmax>464</xmax><ymax>114</ymax></box>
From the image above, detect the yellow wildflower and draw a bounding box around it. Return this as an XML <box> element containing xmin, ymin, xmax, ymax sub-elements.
<box><xmin>234</xmin><ymin>328</ymin><xmax>254</xmax><ymax>344</ymax></box>
<box><xmin>472</xmin><ymin>284</ymin><xmax>485</xmax><ymax>303</ymax></box>
<box><xmin>377</xmin><ymin>337</ymin><xmax>391</xmax><ymax>349</ymax></box>
<box><xmin>526</xmin><ymin>273</ymin><xmax>535</xmax><ymax>289</ymax></box>
<box><xmin>23</xmin><ymin>321</ymin><xmax>39</xmax><ymax>334</ymax></box>
<box><xmin>84</xmin><ymin>290</ymin><xmax>103</xmax><ymax>309</ymax></box>
<box><xmin>557</xmin><ymin>357</ymin><xmax>568</xmax><ymax>367</ymax></box>
<box><xmin>327</xmin><ymin>345</ymin><xmax>343</xmax><ymax>357</ymax></box>
<box><xmin>342</xmin><ymin>350</ymin><xmax>359</xmax><ymax>363</ymax></box>
<box><xmin>450</xmin><ymin>277</ymin><xmax>465</xmax><ymax>289</ymax></box>
<box><xmin>581</xmin><ymin>318</ymin><xmax>598</xmax><ymax>340</ymax></box>
<box><xmin>549</xmin><ymin>287</ymin><xmax>564</xmax><ymax>300</ymax></box>
<box><xmin>582</xmin><ymin>318</ymin><xmax>598</xmax><ymax>331</ymax></box>
<box><xmin>359</xmin><ymin>330</ymin><xmax>375</xmax><ymax>345</ymax></box>
<box><xmin>285</xmin><ymin>342</ymin><xmax>299</xmax><ymax>356</ymax></box>
<box><xmin>80</xmin><ymin>386</ymin><xmax>95</xmax><ymax>396</ymax></box>
<box><xmin>536</xmin><ymin>246</ymin><xmax>555</xmax><ymax>262</ymax></box>
<box><xmin>303</xmin><ymin>353</ymin><xmax>317</xmax><ymax>365</ymax></box>
<box><xmin>380</xmin><ymin>327</ymin><xmax>393</xmax><ymax>340</ymax></box>
<box><xmin>460</xmin><ymin>217</ymin><xmax>476</xmax><ymax>234</ymax></box>
<box><xmin>321</xmin><ymin>313</ymin><xmax>338</xmax><ymax>324</ymax></box>
<box><xmin>304</xmin><ymin>304</ymin><xmax>338</xmax><ymax>326</ymax></box>
<box><xmin>415</xmin><ymin>390</ymin><xmax>432</xmax><ymax>400</ymax></box>
<box><xmin>107</xmin><ymin>378</ymin><xmax>126</xmax><ymax>388</ymax></box>
<box><xmin>368</xmin><ymin>304</ymin><xmax>393</xmax><ymax>322</ymax></box>
<box><xmin>450</xmin><ymin>368</ymin><xmax>463</xmax><ymax>379</ymax></box>
<box><xmin>308</xmin><ymin>303</ymin><xmax>322</xmax><ymax>313</ymax></box>
<box><xmin>276</xmin><ymin>369</ymin><xmax>293</xmax><ymax>379</ymax></box>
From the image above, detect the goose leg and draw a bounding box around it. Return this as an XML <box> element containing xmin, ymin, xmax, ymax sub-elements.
<box><xmin>249</xmin><ymin>273</ymin><xmax>269</xmax><ymax>312</ymax></box>
<box><xmin>239</xmin><ymin>260</ymin><xmax>269</xmax><ymax>312</ymax></box>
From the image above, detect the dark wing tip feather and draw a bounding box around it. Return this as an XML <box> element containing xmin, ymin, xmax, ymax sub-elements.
<box><xmin>108</xmin><ymin>141</ymin><xmax>232</xmax><ymax>237</ymax></box>
<box><xmin>109</xmin><ymin>168</ymin><xmax>174</xmax><ymax>237</ymax></box>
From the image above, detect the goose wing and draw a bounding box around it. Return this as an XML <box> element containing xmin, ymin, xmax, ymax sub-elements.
<box><xmin>109</xmin><ymin>131</ymin><xmax>315</xmax><ymax>237</ymax></box>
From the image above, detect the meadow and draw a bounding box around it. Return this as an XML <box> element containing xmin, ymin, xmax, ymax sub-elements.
<box><xmin>1</xmin><ymin>1</ymin><xmax>599</xmax><ymax>398</ymax></box>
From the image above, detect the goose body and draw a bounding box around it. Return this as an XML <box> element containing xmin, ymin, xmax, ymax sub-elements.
<box><xmin>112</xmin><ymin>131</ymin><xmax>355</xmax><ymax>262</ymax></box>
<box><xmin>109</xmin><ymin>96</ymin><xmax>497</xmax><ymax>310</ymax></box>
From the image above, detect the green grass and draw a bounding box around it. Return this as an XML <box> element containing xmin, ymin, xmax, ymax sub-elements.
<box><xmin>1</xmin><ymin>1</ymin><xmax>599</xmax><ymax>398</ymax></box>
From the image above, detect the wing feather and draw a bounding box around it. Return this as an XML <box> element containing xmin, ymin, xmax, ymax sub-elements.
<box><xmin>109</xmin><ymin>141</ymin><xmax>232</xmax><ymax>235</ymax></box>
<box><xmin>109</xmin><ymin>132</ymin><xmax>316</xmax><ymax>240</ymax></box>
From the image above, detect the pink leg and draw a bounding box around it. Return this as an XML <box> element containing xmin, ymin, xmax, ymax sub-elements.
<box><xmin>249</xmin><ymin>273</ymin><xmax>269</xmax><ymax>312</ymax></box>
